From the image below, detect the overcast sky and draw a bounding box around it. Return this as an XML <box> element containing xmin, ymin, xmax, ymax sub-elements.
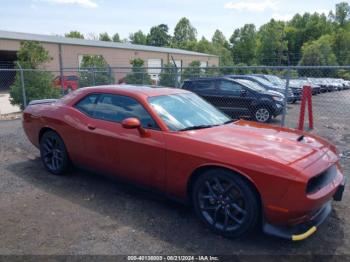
<box><xmin>0</xmin><ymin>0</ymin><xmax>341</xmax><ymax>40</ymax></box>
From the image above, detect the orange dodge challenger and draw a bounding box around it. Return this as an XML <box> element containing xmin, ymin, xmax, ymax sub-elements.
<box><xmin>23</xmin><ymin>85</ymin><xmax>346</xmax><ymax>241</ymax></box>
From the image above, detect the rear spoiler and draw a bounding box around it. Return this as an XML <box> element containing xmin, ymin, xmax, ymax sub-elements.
<box><xmin>28</xmin><ymin>99</ymin><xmax>58</xmax><ymax>106</ymax></box>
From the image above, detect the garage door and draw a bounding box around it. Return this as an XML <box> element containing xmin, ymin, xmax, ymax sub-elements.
<box><xmin>148</xmin><ymin>59</ymin><xmax>162</xmax><ymax>74</ymax></box>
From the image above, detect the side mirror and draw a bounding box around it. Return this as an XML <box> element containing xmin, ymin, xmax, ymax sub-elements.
<box><xmin>121</xmin><ymin>117</ymin><xmax>147</xmax><ymax>136</ymax></box>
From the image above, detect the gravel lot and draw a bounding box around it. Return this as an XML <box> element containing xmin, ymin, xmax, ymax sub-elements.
<box><xmin>0</xmin><ymin>90</ymin><xmax>349</xmax><ymax>257</ymax></box>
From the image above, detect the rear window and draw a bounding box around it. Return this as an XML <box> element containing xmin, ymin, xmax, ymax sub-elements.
<box><xmin>66</xmin><ymin>76</ymin><xmax>78</xmax><ymax>81</ymax></box>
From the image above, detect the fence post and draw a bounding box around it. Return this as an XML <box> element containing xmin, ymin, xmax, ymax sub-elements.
<box><xmin>16</xmin><ymin>62</ymin><xmax>27</xmax><ymax>108</ymax></box>
<box><xmin>91</xmin><ymin>68</ymin><xmax>96</xmax><ymax>86</ymax></box>
<box><xmin>109</xmin><ymin>67</ymin><xmax>113</xmax><ymax>84</ymax></box>
<box><xmin>281</xmin><ymin>67</ymin><xmax>290</xmax><ymax>127</ymax></box>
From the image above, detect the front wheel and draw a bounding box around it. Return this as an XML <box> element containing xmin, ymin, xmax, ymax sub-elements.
<box><xmin>40</xmin><ymin>131</ymin><xmax>70</xmax><ymax>175</ymax></box>
<box><xmin>192</xmin><ymin>169</ymin><xmax>259</xmax><ymax>238</ymax></box>
<box><xmin>254</xmin><ymin>107</ymin><xmax>272</xmax><ymax>123</ymax></box>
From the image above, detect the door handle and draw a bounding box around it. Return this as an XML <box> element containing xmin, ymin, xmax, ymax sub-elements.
<box><xmin>87</xmin><ymin>124</ymin><xmax>96</xmax><ymax>130</ymax></box>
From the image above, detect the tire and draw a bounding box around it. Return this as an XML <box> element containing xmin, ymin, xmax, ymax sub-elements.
<box><xmin>40</xmin><ymin>131</ymin><xmax>70</xmax><ymax>175</ymax></box>
<box><xmin>192</xmin><ymin>169</ymin><xmax>259</xmax><ymax>238</ymax></box>
<box><xmin>253</xmin><ymin>106</ymin><xmax>272</xmax><ymax>123</ymax></box>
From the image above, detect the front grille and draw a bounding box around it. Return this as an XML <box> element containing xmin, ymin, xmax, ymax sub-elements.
<box><xmin>306</xmin><ymin>165</ymin><xmax>337</xmax><ymax>194</ymax></box>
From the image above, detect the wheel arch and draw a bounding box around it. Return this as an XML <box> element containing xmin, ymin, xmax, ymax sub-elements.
<box><xmin>39</xmin><ymin>126</ymin><xmax>59</xmax><ymax>143</ymax></box>
<box><xmin>186</xmin><ymin>164</ymin><xmax>262</xmax><ymax>206</ymax></box>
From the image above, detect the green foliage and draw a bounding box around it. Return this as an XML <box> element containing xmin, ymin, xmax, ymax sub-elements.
<box><xmin>182</xmin><ymin>61</ymin><xmax>201</xmax><ymax>80</ymax></box>
<box><xmin>147</xmin><ymin>24</ymin><xmax>170</xmax><ymax>47</ymax></box>
<box><xmin>230</xmin><ymin>24</ymin><xmax>257</xmax><ymax>65</ymax></box>
<box><xmin>112</xmin><ymin>33</ymin><xmax>121</xmax><ymax>42</ymax></box>
<box><xmin>129</xmin><ymin>30</ymin><xmax>147</xmax><ymax>45</ymax></box>
<box><xmin>10</xmin><ymin>41</ymin><xmax>59</xmax><ymax>109</ymax></box>
<box><xmin>173</xmin><ymin>17</ymin><xmax>197</xmax><ymax>47</ymax></box>
<box><xmin>99</xmin><ymin>32</ymin><xmax>112</xmax><ymax>41</ymax></box>
<box><xmin>212</xmin><ymin>29</ymin><xmax>229</xmax><ymax>48</ymax></box>
<box><xmin>159</xmin><ymin>63</ymin><xmax>178</xmax><ymax>87</ymax></box>
<box><xmin>79</xmin><ymin>55</ymin><xmax>112</xmax><ymax>87</ymax></box>
<box><xmin>299</xmin><ymin>35</ymin><xmax>338</xmax><ymax>76</ymax></box>
<box><xmin>65</xmin><ymin>31</ymin><xmax>84</xmax><ymax>39</ymax></box>
<box><xmin>124</xmin><ymin>58</ymin><xmax>152</xmax><ymax>85</ymax></box>
<box><xmin>257</xmin><ymin>19</ymin><xmax>288</xmax><ymax>66</ymax></box>
<box><xmin>334</xmin><ymin>2</ymin><xmax>350</xmax><ymax>26</ymax></box>
<box><xmin>333</xmin><ymin>28</ymin><xmax>350</xmax><ymax>65</ymax></box>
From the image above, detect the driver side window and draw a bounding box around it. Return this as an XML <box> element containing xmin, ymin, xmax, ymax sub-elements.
<box><xmin>93</xmin><ymin>94</ymin><xmax>159</xmax><ymax>130</ymax></box>
<box><xmin>218</xmin><ymin>80</ymin><xmax>242</xmax><ymax>96</ymax></box>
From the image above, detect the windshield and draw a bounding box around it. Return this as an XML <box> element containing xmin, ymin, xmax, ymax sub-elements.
<box><xmin>234</xmin><ymin>79</ymin><xmax>266</xmax><ymax>92</ymax></box>
<box><xmin>250</xmin><ymin>76</ymin><xmax>281</xmax><ymax>87</ymax></box>
<box><xmin>148</xmin><ymin>93</ymin><xmax>231</xmax><ymax>131</ymax></box>
<box><xmin>265</xmin><ymin>75</ymin><xmax>285</xmax><ymax>86</ymax></box>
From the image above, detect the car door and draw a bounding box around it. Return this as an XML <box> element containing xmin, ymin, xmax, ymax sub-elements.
<box><xmin>81</xmin><ymin>93</ymin><xmax>166</xmax><ymax>190</ymax></box>
<box><xmin>216</xmin><ymin>80</ymin><xmax>252</xmax><ymax>116</ymax></box>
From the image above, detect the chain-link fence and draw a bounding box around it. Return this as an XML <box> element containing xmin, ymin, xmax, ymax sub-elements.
<box><xmin>1</xmin><ymin>65</ymin><xmax>349</xmax><ymax>147</ymax></box>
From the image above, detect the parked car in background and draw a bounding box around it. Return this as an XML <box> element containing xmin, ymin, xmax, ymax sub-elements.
<box><xmin>290</xmin><ymin>79</ymin><xmax>321</xmax><ymax>95</ymax></box>
<box><xmin>226</xmin><ymin>75</ymin><xmax>296</xmax><ymax>103</ymax></box>
<box><xmin>182</xmin><ymin>77</ymin><xmax>284</xmax><ymax>123</ymax></box>
<box><xmin>22</xmin><ymin>85</ymin><xmax>345</xmax><ymax>241</ymax></box>
<box><xmin>53</xmin><ymin>75</ymin><xmax>79</xmax><ymax>93</ymax></box>
<box><xmin>252</xmin><ymin>74</ymin><xmax>301</xmax><ymax>102</ymax></box>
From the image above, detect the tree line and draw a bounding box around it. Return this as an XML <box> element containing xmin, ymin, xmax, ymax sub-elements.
<box><xmin>65</xmin><ymin>2</ymin><xmax>350</xmax><ymax>67</ymax></box>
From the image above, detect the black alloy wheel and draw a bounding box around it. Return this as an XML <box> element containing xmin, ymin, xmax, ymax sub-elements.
<box><xmin>192</xmin><ymin>169</ymin><xmax>259</xmax><ymax>238</ymax></box>
<box><xmin>40</xmin><ymin>131</ymin><xmax>69</xmax><ymax>175</ymax></box>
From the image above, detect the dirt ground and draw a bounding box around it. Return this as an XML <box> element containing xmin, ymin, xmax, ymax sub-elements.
<box><xmin>0</xmin><ymin>90</ymin><xmax>349</xmax><ymax>257</ymax></box>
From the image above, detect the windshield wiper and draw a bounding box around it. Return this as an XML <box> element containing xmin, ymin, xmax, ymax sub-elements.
<box><xmin>224</xmin><ymin>120</ymin><xmax>235</xmax><ymax>124</ymax></box>
<box><xmin>179</xmin><ymin>124</ymin><xmax>218</xmax><ymax>131</ymax></box>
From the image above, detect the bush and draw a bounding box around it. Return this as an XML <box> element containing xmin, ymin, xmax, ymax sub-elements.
<box><xmin>9</xmin><ymin>41</ymin><xmax>59</xmax><ymax>109</ymax></box>
<box><xmin>159</xmin><ymin>63</ymin><xmax>178</xmax><ymax>87</ymax></box>
<box><xmin>10</xmin><ymin>71</ymin><xmax>60</xmax><ymax>109</ymax></box>
<box><xmin>125</xmin><ymin>58</ymin><xmax>152</xmax><ymax>85</ymax></box>
<box><xmin>78</xmin><ymin>55</ymin><xmax>113</xmax><ymax>87</ymax></box>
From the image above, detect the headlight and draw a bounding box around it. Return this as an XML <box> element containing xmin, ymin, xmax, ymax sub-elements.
<box><xmin>272</xmin><ymin>96</ymin><xmax>284</xmax><ymax>102</ymax></box>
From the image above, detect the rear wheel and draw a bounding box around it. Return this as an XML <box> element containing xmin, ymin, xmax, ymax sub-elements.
<box><xmin>254</xmin><ymin>107</ymin><xmax>272</xmax><ymax>123</ymax></box>
<box><xmin>40</xmin><ymin>131</ymin><xmax>69</xmax><ymax>175</ymax></box>
<box><xmin>192</xmin><ymin>169</ymin><xmax>259</xmax><ymax>238</ymax></box>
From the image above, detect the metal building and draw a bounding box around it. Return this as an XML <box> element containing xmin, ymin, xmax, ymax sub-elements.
<box><xmin>0</xmin><ymin>30</ymin><xmax>218</xmax><ymax>89</ymax></box>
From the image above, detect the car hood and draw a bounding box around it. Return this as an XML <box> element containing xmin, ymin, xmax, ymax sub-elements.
<box><xmin>182</xmin><ymin>120</ymin><xmax>339</xmax><ymax>170</ymax></box>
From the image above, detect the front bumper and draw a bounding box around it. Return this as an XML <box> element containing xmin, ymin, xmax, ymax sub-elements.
<box><xmin>263</xmin><ymin>176</ymin><xmax>346</xmax><ymax>241</ymax></box>
<box><xmin>263</xmin><ymin>201</ymin><xmax>331</xmax><ymax>241</ymax></box>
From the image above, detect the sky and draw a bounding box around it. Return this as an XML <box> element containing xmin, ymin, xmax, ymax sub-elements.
<box><xmin>0</xmin><ymin>0</ymin><xmax>342</xmax><ymax>40</ymax></box>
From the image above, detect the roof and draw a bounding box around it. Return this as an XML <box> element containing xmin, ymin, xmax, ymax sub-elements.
<box><xmin>80</xmin><ymin>85</ymin><xmax>189</xmax><ymax>97</ymax></box>
<box><xmin>0</xmin><ymin>30</ymin><xmax>217</xmax><ymax>57</ymax></box>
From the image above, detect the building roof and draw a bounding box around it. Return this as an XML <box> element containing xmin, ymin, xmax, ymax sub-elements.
<box><xmin>0</xmin><ymin>30</ymin><xmax>217</xmax><ymax>57</ymax></box>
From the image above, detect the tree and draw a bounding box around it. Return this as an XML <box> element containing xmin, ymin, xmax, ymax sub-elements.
<box><xmin>230</xmin><ymin>24</ymin><xmax>257</xmax><ymax>65</ymax></box>
<box><xmin>112</xmin><ymin>33</ymin><xmax>121</xmax><ymax>42</ymax></box>
<box><xmin>10</xmin><ymin>41</ymin><xmax>59</xmax><ymax>109</ymax></box>
<box><xmin>334</xmin><ymin>2</ymin><xmax>350</xmax><ymax>27</ymax></box>
<box><xmin>173</xmin><ymin>17</ymin><xmax>197</xmax><ymax>47</ymax></box>
<box><xmin>212</xmin><ymin>29</ymin><xmax>229</xmax><ymax>48</ymax></box>
<box><xmin>79</xmin><ymin>55</ymin><xmax>112</xmax><ymax>87</ymax></box>
<box><xmin>99</xmin><ymin>32</ymin><xmax>112</xmax><ymax>41</ymax></box>
<box><xmin>182</xmin><ymin>61</ymin><xmax>201</xmax><ymax>80</ymax></box>
<box><xmin>333</xmin><ymin>28</ymin><xmax>350</xmax><ymax>65</ymax></box>
<box><xmin>257</xmin><ymin>19</ymin><xmax>288</xmax><ymax>65</ymax></box>
<box><xmin>159</xmin><ymin>63</ymin><xmax>178</xmax><ymax>87</ymax></box>
<box><xmin>299</xmin><ymin>35</ymin><xmax>337</xmax><ymax>76</ymax></box>
<box><xmin>147</xmin><ymin>24</ymin><xmax>171</xmax><ymax>47</ymax></box>
<box><xmin>65</xmin><ymin>31</ymin><xmax>84</xmax><ymax>39</ymax></box>
<box><xmin>124</xmin><ymin>58</ymin><xmax>152</xmax><ymax>85</ymax></box>
<box><xmin>129</xmin><ymin>30</ymin><xmax>147</xmax><ymax>45</ymax></box>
